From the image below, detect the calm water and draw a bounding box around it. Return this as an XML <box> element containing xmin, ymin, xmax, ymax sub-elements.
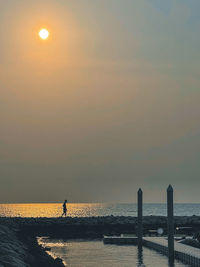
<box><xmin>38</xmin><ymin>238</ymin><xmax>189</xmax><ymax>267</ymax></box>
<box><xmin>0</xmin><ymin>203</ymin><xmax>200</xmax><ymax>217</ymax></box>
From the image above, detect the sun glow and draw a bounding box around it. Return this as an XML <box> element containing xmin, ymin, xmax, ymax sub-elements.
<box><xmin>39</xmin><ymin>28</ymin><xmax>49</xmax><ymax>40</ymax></box>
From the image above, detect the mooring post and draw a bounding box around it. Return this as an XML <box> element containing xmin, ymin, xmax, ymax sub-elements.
<box><xmin>137</xmin><ymin>188</ymin><xmax>143</xmax><ymax>248</ymax></box>
<box><xmin>167</xmin><ymin>184</ymin><xmax>174</xmax><ymax>264</ymax></box>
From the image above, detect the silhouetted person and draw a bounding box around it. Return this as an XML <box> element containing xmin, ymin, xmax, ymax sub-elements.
<box><xmin>62</xmin><ymin>200</ymin><xmax>67</xmax><ymax>217</ymax></box>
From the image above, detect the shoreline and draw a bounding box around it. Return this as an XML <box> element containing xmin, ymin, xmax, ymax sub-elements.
<box><xmin>1</xmin><ymin>215</ymin><xmax>200</xmax><ymax>266</ymax></box>
<box><xmin>0</xmin><ymin>222</ymin><xmax>65</xmax><ymax>267</ymax></box>
<box><xmin>18</xmin><ymin>233</ymin><xmax>65</xmax><ymax>267</ymax></box>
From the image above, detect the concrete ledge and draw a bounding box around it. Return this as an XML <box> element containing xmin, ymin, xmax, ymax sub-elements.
<box><xmin>144</xmin><ymin>237</ymin><xmax>200</xmax><ymax>266</ymax></box>
<box><xmin>103</xmin><ymin>235</ymin><xmax>138</xmax><ymax>245</ymax></box>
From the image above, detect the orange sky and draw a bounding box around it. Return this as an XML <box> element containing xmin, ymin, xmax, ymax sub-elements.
<box><xmin>1</xmin><ymin>0</ymin><xmax>200</xmax><ymax>203</ymax></box>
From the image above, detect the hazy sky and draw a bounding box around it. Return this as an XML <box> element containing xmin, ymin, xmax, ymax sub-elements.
<box><xmin>1</xmin><ymin>0</ymin><xmax>200</xmax><ymax>203</ymax></box>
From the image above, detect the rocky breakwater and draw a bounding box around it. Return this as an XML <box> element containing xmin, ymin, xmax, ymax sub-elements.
<box><xmin>0</xmin><ymin>220</ymin><xmax>65</xmax><ymax>267</ymax></box>
<box><xmin>0</xmin><ymin>223</ymin><xmax>28</xmax><ymax>266</ymax></box>
<box><xmin>1</xmin><ymin>215</ymin><xmax>200</xmax><ymax>239</ymax></box>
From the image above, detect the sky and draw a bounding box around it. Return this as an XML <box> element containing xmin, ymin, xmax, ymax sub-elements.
<box><xmin>1</xmin><ymin>0</ymin><xmax>200</xmax><ymax>203</ymax></box>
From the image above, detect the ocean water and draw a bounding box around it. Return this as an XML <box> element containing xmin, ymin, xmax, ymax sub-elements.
<box><xmin>0</xmin><ymin>203</ymin><xmax>199</xmax><ymax>217</ymax></box>
<box><xmin>38</xmin><ymin>238</ymin><xmax>189</xmax><ymax>267</ymax></box>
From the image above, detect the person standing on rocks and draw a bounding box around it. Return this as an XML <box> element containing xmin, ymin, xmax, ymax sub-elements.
<box><xmin>62</xmin><ymin>200</ymin><xmax>67</xmax><ymax>217</ymax></box>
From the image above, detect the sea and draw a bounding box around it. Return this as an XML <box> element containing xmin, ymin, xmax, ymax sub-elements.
<box><xmin>2</xmin><ymin>203</ymin><xmax>197</xmax><ymax>267</ymax></box>
<box><xmin>0</xmin><ymin>202</ymin><xmax>200</xmax><ymax>217</ymax></box>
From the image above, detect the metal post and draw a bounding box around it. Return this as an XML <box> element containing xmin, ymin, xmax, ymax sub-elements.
<box><xmin>167</xmin><ymin>184</ymin><xmax>174</xmax><ymax>264</ymax></box>
<box><xmin>137</xmin><ymin>188</ymin><xmax>143</xmax><ymax>248</ymax></box>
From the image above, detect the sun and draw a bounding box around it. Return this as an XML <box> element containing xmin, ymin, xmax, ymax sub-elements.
<box><xmin>39</xmin><ymin>29</ymin><xmax>49</xmax><ymax>40</ymax></box>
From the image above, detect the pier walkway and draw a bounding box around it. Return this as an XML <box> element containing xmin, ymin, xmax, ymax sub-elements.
<box><xmin>144</xmin><ymin>237</ymin><xmax>200</xmax><ymax>266</ymax></box>
<box><xmin>104</xmin><ymin>235</ymin><xmax>137</xmax><ymax>245</ymax></box>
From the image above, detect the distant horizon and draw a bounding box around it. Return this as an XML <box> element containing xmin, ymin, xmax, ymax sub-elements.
<box><xmin>1</xmin><ymin>202</ymin><xmax>200</xmax><ymax>205</ymax></box>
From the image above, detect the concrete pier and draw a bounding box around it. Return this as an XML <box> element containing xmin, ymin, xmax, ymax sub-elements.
<box><xmin>144</xmin><ymin>237</ymin><xmax>200</xmax><ymax>266</ymax></box>
<box><xmin>104</xmin><ymin>235</ymin><xmax>200</xmax><ymax>266</ymax></box>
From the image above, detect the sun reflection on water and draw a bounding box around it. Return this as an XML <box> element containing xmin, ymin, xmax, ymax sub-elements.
<box><xmin>0</xmin><ymin>203</ymin><xmax>107</xmax><ymax>217</ymax></box>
